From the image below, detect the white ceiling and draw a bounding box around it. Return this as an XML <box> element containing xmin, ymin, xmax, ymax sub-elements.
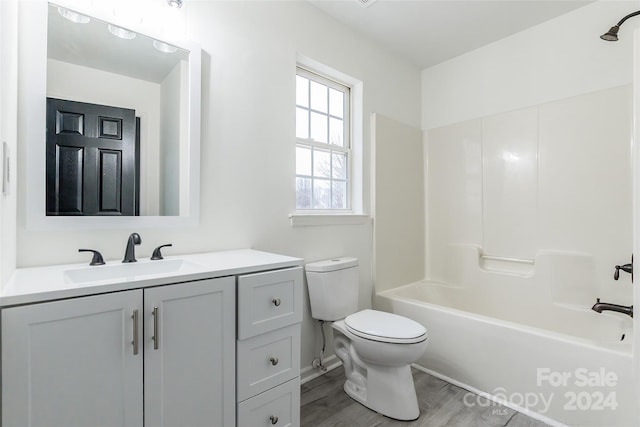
<box><xmin>309</xmin><ymin>0</ymin><xmax>594</xmax><ymax>69</ymax></box>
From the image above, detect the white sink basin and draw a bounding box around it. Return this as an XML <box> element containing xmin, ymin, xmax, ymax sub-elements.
<box><xmin>63</xmin><ymin>259</ymin><xmax>202</xmax><ymax>284</ymax></box>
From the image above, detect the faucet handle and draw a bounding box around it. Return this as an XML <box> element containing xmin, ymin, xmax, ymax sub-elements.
<box><xmin>151</xmin><ymin>244</ymin><xmax>172</xmax><ymax>260</ymax></box>
<box><xmin>79</xmin><ymin>249</ymin><xmax>105</xmax><ymax>266</ymax></box>
<box><xmin>614</xmin><ymin>255</ymin><xmax>633</xmax><ymax>282</ymax></box>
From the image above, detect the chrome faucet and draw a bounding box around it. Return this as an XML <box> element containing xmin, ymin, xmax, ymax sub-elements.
<box><xmin>591</xmin><ymin>298</ymin><xmax>633</xmax><ymax>318</ymax></box>
<box><xmin>122</xmin><ymin>233</ymin><xmax>142</xmax><ymax>263</ymax></box>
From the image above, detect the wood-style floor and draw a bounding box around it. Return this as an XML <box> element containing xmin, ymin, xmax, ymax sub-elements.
<box><xmin>301</xmin><ymin>367</ymin><xmax>551</xmax><ymax>427</ymax></box>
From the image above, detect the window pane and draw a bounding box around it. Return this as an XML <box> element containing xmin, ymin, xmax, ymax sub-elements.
<box><xmin>332</xmin><ymin>181</ymin><xmax>347</xmax><ymax>209</ymax></box>
<box><xmin>310</xmin><ymin>112</ymin><xmax>328</xmax><ymax>143</ymax></box>
<box><xmin>310</xmin><ymin>81</ymin><xmax>328</xmax><ymax>113</ymax></box>
<box><xmin>296</xmin><ymin>107</ymin><xmax>309</xmax><ymax>139</ymax></box>
<box><xmin>329</xmin><ymin>88</ymin><xmax>343</xmax><ymax>118</ymax></box>
<box><xmin>313</xmin><ymin>148</ymin><xmax>331</xmax><ymax>178</ymax></box>
<box><xmin>296</xmin><ymin>177</ymin><xmax>312</xmax><ymax>209</ymax></box>
<box><xmin>332</xmin><ymin>152</ymin><xmax>347</xmax><ymax>179</ymax></box>
<box><xmin>295</xmin><ymin>68</ymin><xmax>351</xmax><ymax>212</ymax></box>
<box><xmin>296</xmin><ymin>75</ymin><xmax>309</xmax><ymax>107</ymax></box>
<box><xmin>296</xmin><ymin>145</ymin><xmax>311</xmax><ymax>176</ymax></box>
<box><xmin>329</xmin><ymin>117</ymin><xmax>343</xmax><ymax>146</ymax></box>
<box><xmin>313</xmin><ymin>179</ymin><xmax>331</xmax><ymax>209</ymax></box>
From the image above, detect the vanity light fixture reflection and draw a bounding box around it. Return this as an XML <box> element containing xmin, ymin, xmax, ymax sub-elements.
<box><xmin>108</xmin><ymin>24</ymin><xmax>137</xmax><ymax>40</ymax></box>
<box><xmin>167</xmin><ymin>0</ymin><xmax>184</xmax><ymax>8</ymax></box>
<box><xmin>153</xmin><ymin>40</ymin><xmax>178</xmax><ymax>53</ymax></box>
<box><xmin>57</xmin><ymin>7</ymin><xmax>90</xmax><ymax>24</ymax></box>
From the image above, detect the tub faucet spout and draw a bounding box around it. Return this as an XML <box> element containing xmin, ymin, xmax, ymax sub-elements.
<box><xmin>591</xmin><ymin>298</ymin><xmax>633</xmax><ymax>318</ymax></box>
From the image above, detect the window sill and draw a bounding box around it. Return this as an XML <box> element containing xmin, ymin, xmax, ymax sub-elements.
<box><xmin>289</xmin><ymin>213</ymin><xmax>371</xmax><ymax>227</ymax></box>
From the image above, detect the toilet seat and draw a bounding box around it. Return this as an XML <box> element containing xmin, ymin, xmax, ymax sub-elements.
<box><xmin>344</xmin><ymin>309</ymin><xmax>427</xmax><ymax>344</ymax></box>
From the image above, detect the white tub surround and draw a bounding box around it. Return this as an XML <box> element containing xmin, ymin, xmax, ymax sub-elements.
<box><xmin>414</xmin><ymin>84</ymin><xmax>635</xmax><ymax>427</ymax></box>
<box><xmin>426</xmin><ymin>86</ymin><xmax>632</xmax><ymax>302</ymax></box>
<box><xmin>372</xmin><ymin>113</ymin><xmax>425</xmax><ymax>294</ymax></box>
<box><xmin>1</xmin><ymin>249</ymin><xmax>304</xmax><ymax>427</ymax></box>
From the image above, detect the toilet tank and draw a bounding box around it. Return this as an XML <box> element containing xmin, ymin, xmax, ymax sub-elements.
<box><xmin>305</xmin><ymin>257</ymin><xmax>359</xmax><ymax>321</ymax></box>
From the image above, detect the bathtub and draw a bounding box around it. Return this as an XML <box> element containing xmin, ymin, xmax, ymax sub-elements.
<box><xmin>376</xmin><ymin>281</ymin><xmax>635</xmax><ymax>426</ymax></box>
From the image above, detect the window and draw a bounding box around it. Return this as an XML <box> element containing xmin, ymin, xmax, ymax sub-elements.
<box><xmin>295</xmin><ymin>67</ymin><xmax>350</xmax><ymax>210</ymax></box>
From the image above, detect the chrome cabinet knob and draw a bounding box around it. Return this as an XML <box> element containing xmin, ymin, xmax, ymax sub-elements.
<box><xmin>272</xmin><ymin>298</ymin><xmax>281</xmax><ymax>307</ymax></box>
<box><xmin>269</xmin><ymin>356</ymin><xmax>279</xmax><ymax>366</ymax></box>
<box><xmin>269</xmin><ymin>415</ymin><xmax>278</xmax><ymax>425</ymax></box>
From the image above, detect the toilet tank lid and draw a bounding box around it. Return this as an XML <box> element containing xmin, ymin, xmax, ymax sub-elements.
<box><xmin>305</xmin><ymin>257</ymin><xmax>358</xmax><ymax>272</ymax></box>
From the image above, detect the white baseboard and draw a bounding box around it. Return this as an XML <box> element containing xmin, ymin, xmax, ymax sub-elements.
<box><xmin>410</xmin><ymin>364</ymin><xmax>566</xmax><ymax>427</ymax></box>
<box><xmin>300</xmin><ymin>355</ymin><xmax>342</xmax><ymax>385</ymax></box>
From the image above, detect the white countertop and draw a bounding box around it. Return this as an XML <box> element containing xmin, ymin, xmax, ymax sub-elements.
<box><xmin>1</xmin><ymin>249</ymin><xmax>303</xmax><ymax>307</ymax></box>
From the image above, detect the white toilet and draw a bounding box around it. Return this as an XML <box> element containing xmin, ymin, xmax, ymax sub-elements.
<box><xmin>305</xmin><ymin>257</ymin><xmax>428</xmax><ymax>421</ymax></box>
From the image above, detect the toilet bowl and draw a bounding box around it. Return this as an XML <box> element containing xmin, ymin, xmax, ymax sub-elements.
<box><xmin>332</xmin><ymin>310</ymin><xmax>428</xmax><ymax>420</ymax></box>
<box><xmin>305</xmin><ymin>258</ymin><xmax>428</xmax><ymax>420</ymax></box>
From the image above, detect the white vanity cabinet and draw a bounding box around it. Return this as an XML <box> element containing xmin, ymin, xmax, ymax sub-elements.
<box><xmin>236</xmin><ymin>267</ymin><xmax>303</xmax><ymax>427</ymax></box>
<box><xmin>0</xmin><ymin>249</ymin><xmax>303</xmax><ymax>427</ymax></box>
<box><xmin>1</xmin><ymin>277</ymin><xmax>235</xmax><ymax>427</ymax></box>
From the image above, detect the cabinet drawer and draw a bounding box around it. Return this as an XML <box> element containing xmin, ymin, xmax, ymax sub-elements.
<box><xmin>237</xmin><ymin>267</ymin><xmax>302</xmax><ymax>339</ymax></box>
<box><xmin>237</xmin><ymin>378</ymin><xmax>300</xmax><ymax>427</ymax></box>
<box><xmin>237</xmin><ymin>324</ymin><xmax>300</xmax><ymax>401</ymax></box>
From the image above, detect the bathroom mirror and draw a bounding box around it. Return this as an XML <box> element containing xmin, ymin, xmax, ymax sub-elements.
<box><xmin>23</xmin><ymin>1</ymin><xmax>201</xmax><ymax>229</ymax></box>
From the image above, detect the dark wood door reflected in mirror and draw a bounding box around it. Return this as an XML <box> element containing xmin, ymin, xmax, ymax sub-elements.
<box><xmin>46</xmin><ymin>98</ymin><xmax>140</xmax><ymax>216</ymax></box>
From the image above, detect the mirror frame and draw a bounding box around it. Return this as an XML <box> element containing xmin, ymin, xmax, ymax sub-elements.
<box><xmin>22</xmin><ymin>0</ymin><xmax>201</xmax><ymax>230</ymax></box>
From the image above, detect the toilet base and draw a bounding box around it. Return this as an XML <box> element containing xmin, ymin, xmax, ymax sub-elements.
<box><xmin>341</xmin><ymin>363</ymin><xmax>420</xmax><ymax>421</ymax></box>
<box><xmin>329</xmin><ymin>315</ymin><xmax>427</xmax><ymax>421</ymax></box>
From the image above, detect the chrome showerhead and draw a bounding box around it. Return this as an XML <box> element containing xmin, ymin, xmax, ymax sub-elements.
<box><xmin>600</xmin><ymin>25</ymin><xmax>619</xmax><ymax>42</ymax></box>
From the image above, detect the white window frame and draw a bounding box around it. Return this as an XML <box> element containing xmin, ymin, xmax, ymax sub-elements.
<box><xmin>295</xmin><ymin>67</ymin><xmax>351</xmax><ymax>212</ymax></box>
<box><xmin>290</xmin><ymin>57</ymin><xmax>368</xmax><ymax>227</ymax></box>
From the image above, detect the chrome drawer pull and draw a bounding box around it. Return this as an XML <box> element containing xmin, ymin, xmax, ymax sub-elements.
<box><xmin>269</xmin><ymin>356</ymin><xmax>279</xmax><ymax>366</ymax></box>
<box><xmin>272</xmin><ymin>298</ymin><xmax>281</xmax><ymax>307</ymax></box>
<box><xmin>269</xmin><ymin>415</ymin><xmax>279</xmax><ymax>425</ymax></box>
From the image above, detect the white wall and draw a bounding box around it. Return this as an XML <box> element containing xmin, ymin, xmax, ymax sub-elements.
<box><xmin>159</xmin><ymin>61</ymin><xmax>184</xmax><ymax>216</ymax></box>
<box><xmin>422</xmin><ymin>0</ymin><xmax>639</xmax><ymax>130</ymax></box>
<box><xmin>1</xmin><ymin>1</ymin><xmax>18</xmax><ymax>286</ymax></box>
<box><xmin>16</xmin><ymin>1</ymin><xmax>421</xmax><ymax>373</ymax></box>
<box><xmin>178</xmin><ymin>60</ymin><xmax>189</xmax><ymax>216</ymax></box>
<box><xmin>46</xmin><ymin>59</ymin><xmax>162</xmax><ymax>216</ymax></box>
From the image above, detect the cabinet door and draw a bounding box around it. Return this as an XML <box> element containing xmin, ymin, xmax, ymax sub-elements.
<box><xmin>144</xmin><ymin>277</ymin><xmax>235</xmax><ymax>427</ymax></box>
<box><xmin>2</xmin><ymin>290</ymin><xmax>144</xmax><ymax>427</ymax></box>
